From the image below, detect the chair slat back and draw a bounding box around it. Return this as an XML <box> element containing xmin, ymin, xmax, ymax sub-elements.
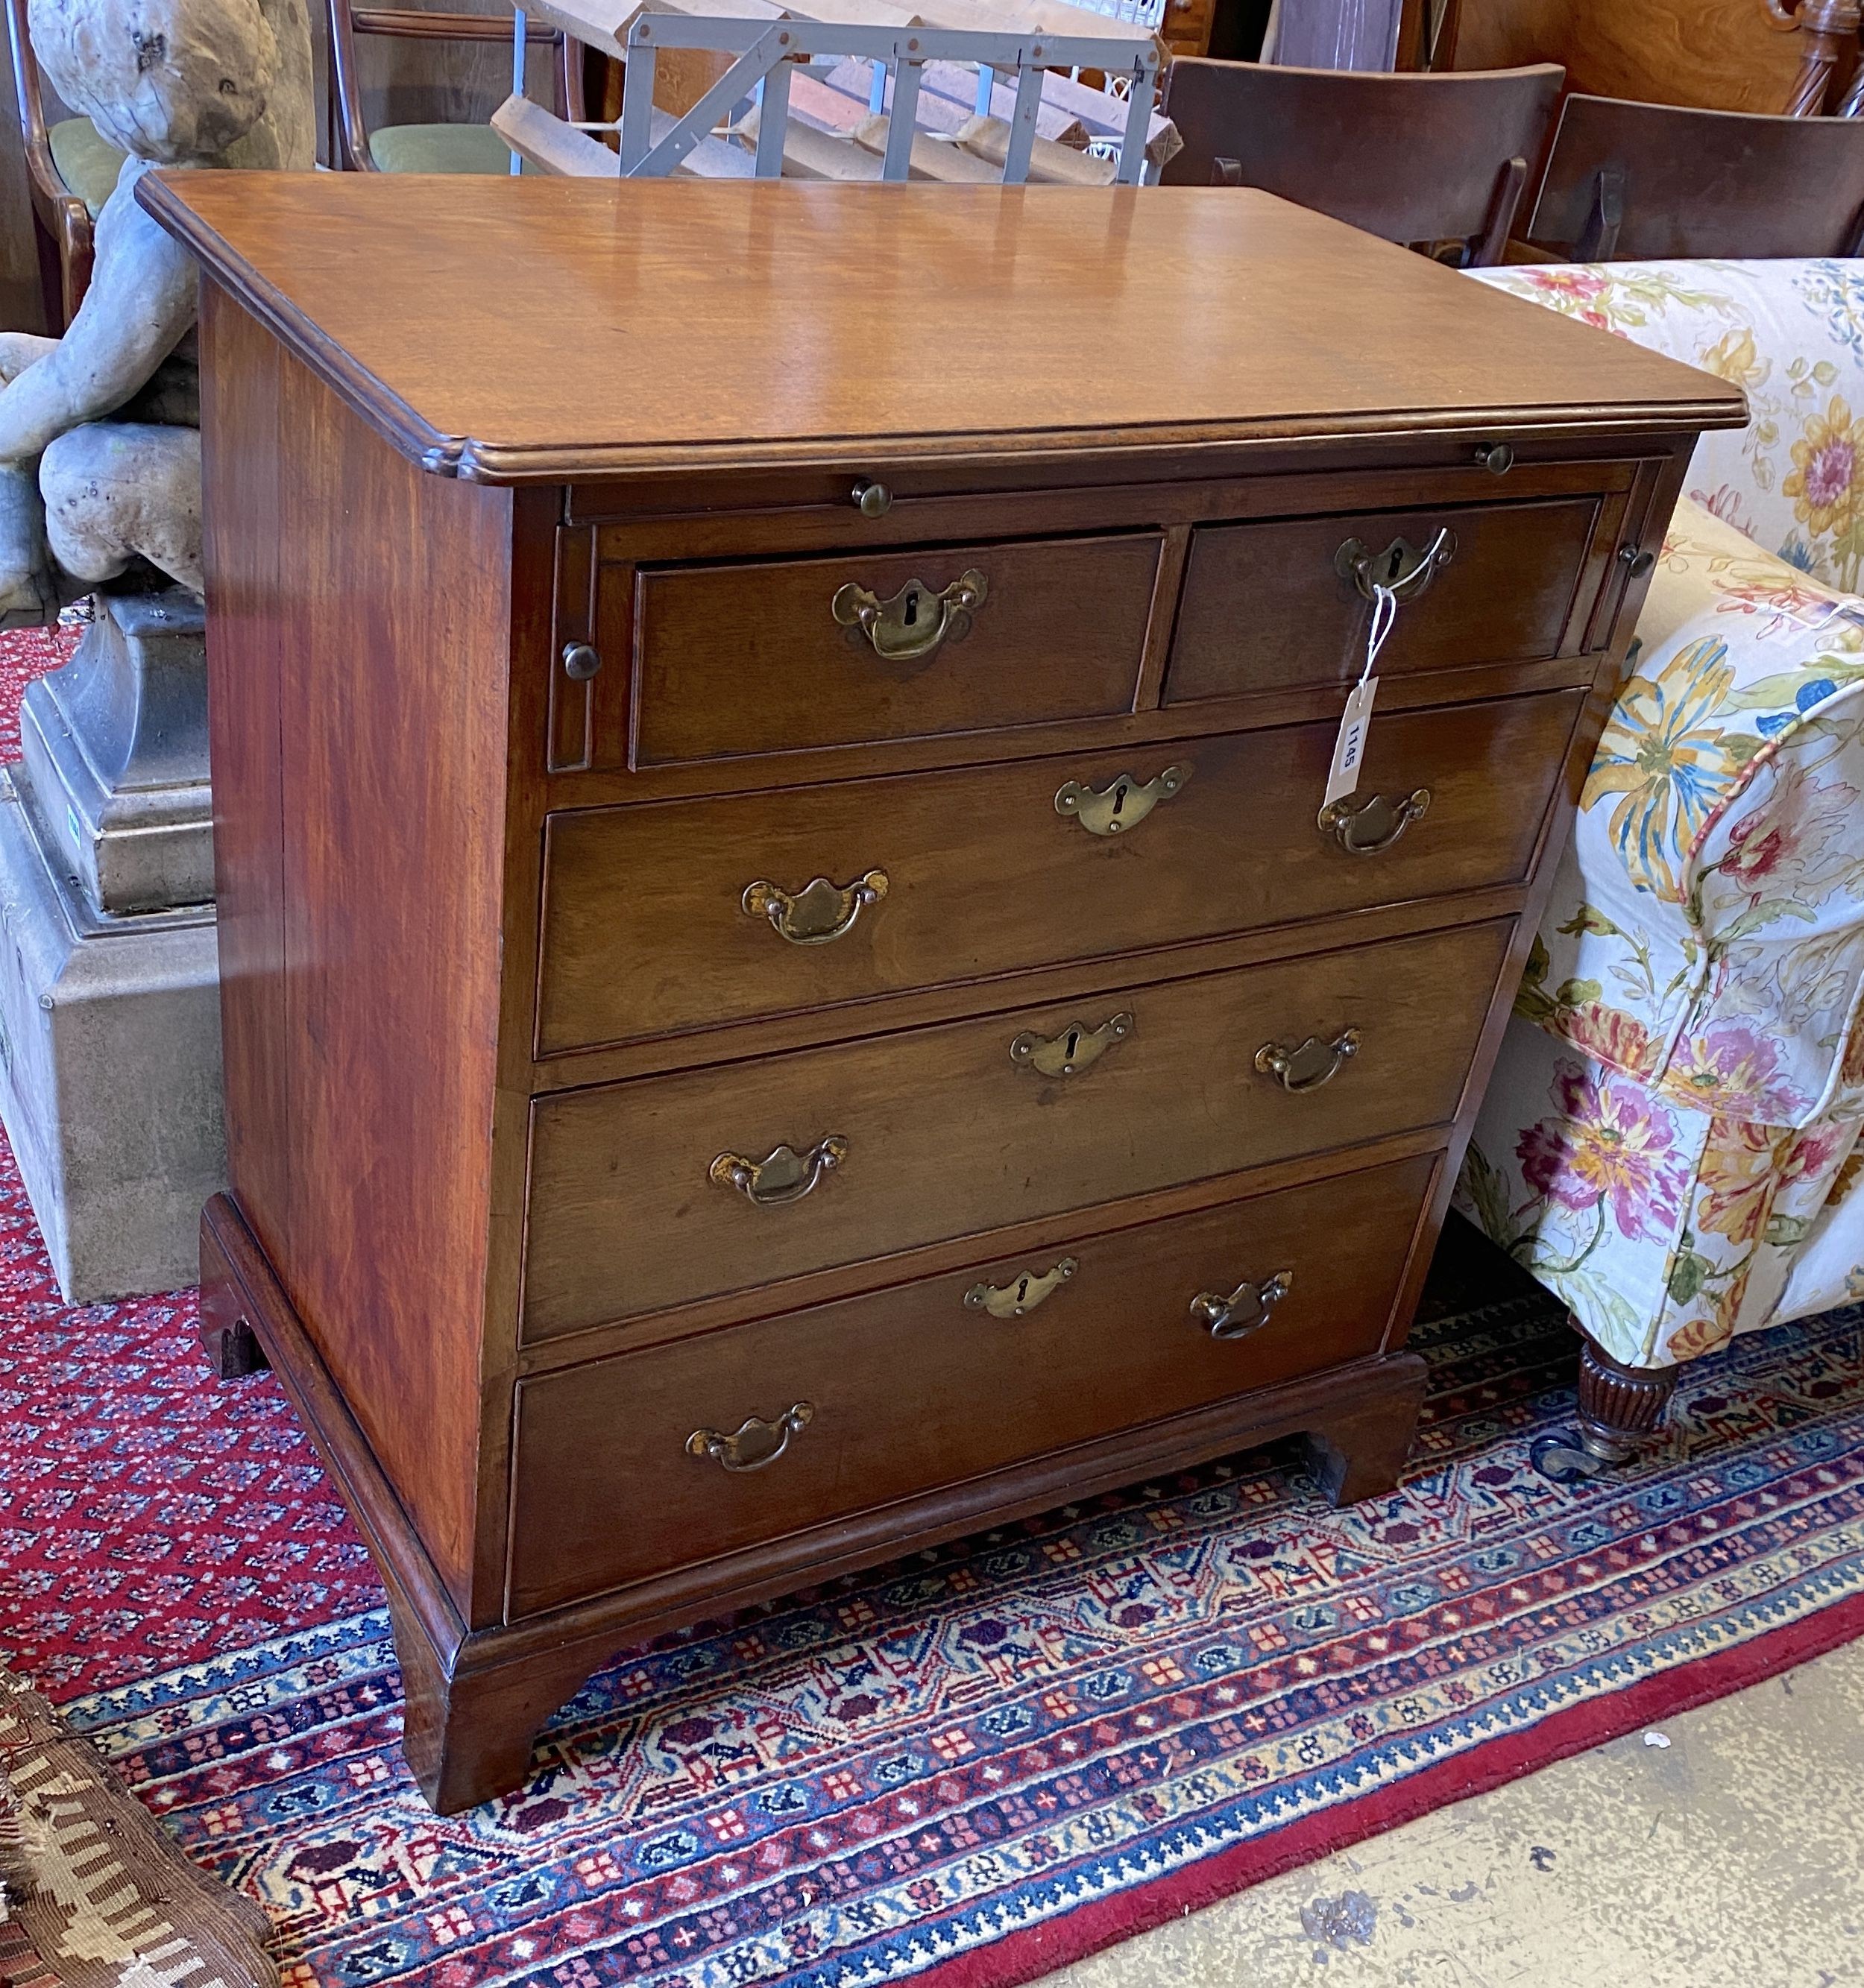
<box><xmin>1160</xmin><ymin>59</ymin><xmax>1564</xmax><ymax>267</ymax></box>
<box><xmin>1528</xmin><ymin>93</ymin><xmax>1864</xmax><ymax>261</ymax></box>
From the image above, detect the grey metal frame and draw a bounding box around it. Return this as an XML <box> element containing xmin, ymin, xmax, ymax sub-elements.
<box><xmin>511</xmin><ymin>7</ymin><xmax>1159</xmax><ymax>184</ymax></box>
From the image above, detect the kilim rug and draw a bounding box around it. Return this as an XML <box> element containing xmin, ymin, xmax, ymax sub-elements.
<box><xmin>2</xmin><ymin>625</ymin><xmax>1864</xmax><ymax>1988</ymax></box>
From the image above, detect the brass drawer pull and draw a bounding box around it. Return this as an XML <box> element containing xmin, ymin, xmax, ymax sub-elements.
<box><xmin>1256</xmin><ymin>1027</ymin><xmax>1361</xmax><ymax>1094</ymax></box>
<box><xmin>743</xmin><ymin>869</ymin><xmax>888</xmax><ymax>945</ymax></box>
<box><xmin>710</xmin><ymin>1135</ymin><xmax>848</xmax><ymax>1206</ymax></box>
<box><xmin>965</xmin><ymin>1256</ymin><xmax>1077</xmax><ymax>1319</ymax></box>
<box><xmin>1335</xmin><ymin>527</ymin><xmax>1455</xmax><ymax>605</ymax></box>
<box><xmin>1190</xmin><ymin>1270</ymin><xmax>1293</xmax><ymax>1341</ymax></box>
<box><xmin>831</xmin><ymin>569</ymin><xmax>987</xmax><ymax>663</ymax></box>
<box><xmin>687</xmin><ymin>1401</ymin><xmax>814</xmax><ymax>1472</ymax></box>
<box><xmin>1317</xmin><ymin>787</ymin><xmax>1431</xmax><ymax>855</ymax></box>
<box><xmin>1054</xmin><ymin>764</ymin><xmax>1189</xmax><ymax>837</ymax></box>
<box><xmin>1010</xmin><ymin>1012</ymin><xmax>1133</xmax><ymax>1078</ymax></box>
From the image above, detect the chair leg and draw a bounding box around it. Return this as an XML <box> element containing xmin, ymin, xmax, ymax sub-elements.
<box><xmin>1574</xmin><ymin>1333</ymin><xmax>1679</xmax><ymax>1465</ymax></box>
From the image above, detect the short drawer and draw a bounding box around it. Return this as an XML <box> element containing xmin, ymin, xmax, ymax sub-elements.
<box><xmin>508</xmin><ymin>1151</ymin><xmax>1437</xmax><ymax>1616</ymax></box>
<box><xmin>536</xmin><ymin>688</ymin><xmax>1584</xmax><ymax>1055</ymax></box>
<box><xmin>520</xmin><ymin>918</ymin><xmax>1510</xmax><ymax>1341</ymax></box>
<box><xmin>1166</xmin><ymin>493</ymin><xmax>1611</xmax><ymax>705</ymax></box>
<box><xmin>625</xmin><ymin>531</ymin><xmax>1162</xmax><ymax>765</ymax></box>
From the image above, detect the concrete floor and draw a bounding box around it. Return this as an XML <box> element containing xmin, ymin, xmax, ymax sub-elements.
<box><xmin>1042</xmin><ymin>1638</ymin><xmax>1864</xmax><ymax>1988</ymax></box>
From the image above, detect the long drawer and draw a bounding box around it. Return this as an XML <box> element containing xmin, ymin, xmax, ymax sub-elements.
<box><xmin>535</xmin><ymin>689</ymin><xmax>1583</xmax><ymax>1056</ymax></box>
<box><xmin>520</xmin><ymin>918</ymin><xmax>1511</xmax><ymax>1342</ymax></box>
<box><xmin>508</xmin><ymin>1150</ymin><xmax>1438</xmax><ymax>1617</ymax></box>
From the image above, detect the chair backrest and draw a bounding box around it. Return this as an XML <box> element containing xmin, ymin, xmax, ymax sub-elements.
<box><xmin>1159</xmin><ymin>60</ymin><xmax>1564</xmax><ymax>268</ymax></box>
<box><xmin>4</xmin><ymin>0</ymin><xmax>92</xmax><ymax>324</ymax></box>
<box><xmin>1528</xmin><ymin>95</ymin><xmax>1864</xmax><ymax>261</ymax></box>
<box><xmin>327</xmin><ymin>0</ymin><xmax>582</xmax><ymax>170</ymax></box>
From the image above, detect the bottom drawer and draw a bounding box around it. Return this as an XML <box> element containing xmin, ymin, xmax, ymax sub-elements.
<box><xmin>506</xmin><ymin>1150</ymin><xmax>1438</xmax><ymax>1617</ymax></box>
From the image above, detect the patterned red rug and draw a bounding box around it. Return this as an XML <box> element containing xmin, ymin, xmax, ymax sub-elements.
<box><xmin>1</xmin><ymin>625</ymin><xmax>1863</xmax><ymax>1988</ymax></box>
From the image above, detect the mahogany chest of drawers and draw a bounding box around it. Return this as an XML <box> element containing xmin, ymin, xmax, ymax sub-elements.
<box><xmin>140</xmin><ymin>171</ymin><xmax>1742</xmax><ymax>1812</ymax></box>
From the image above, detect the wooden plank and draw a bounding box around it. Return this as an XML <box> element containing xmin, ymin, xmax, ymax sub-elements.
<box><xmin>827</xmin><ymin>55</ymin><xmax>1086</xmax><ymax>140</ymax></box>
<box><xmin>741</xmin><ymin>101</ymin><xmax>881</xmax><ymax>174</ymax></box>
<box><xmin>786</xmin><ymin>0</ymin><xmax>925</xmax><ymax>25</ymax></box>
<box><xmin>852</xmin><ymin>110</ymin><xmax>1006</xmax><ymax>177</ymax></box>
<box><xmin>957</xmin><ymin>110</ymin><xmax>1115</xmax><ymax>182</ymax></box>
<box><xmin>493</xmin><ymin>91</ymin><xmax>755</xmax><ymax>177</ymax></box>
<box><xmin>517</xmin><ymin>0</ymin><xmax>635</xmax><ymax>60</ymax></box>
<box><xmin>1013</xmin><ymin>63</ymin><xmax>1180</xmax><ymax>163</ymax></box>
<box><xmin>788</xmin><ymin>68</ymin><xmax>872</xmax><ymax>130</ymax></box>
<box><xmin>493</xmin><ymin>92</ymin><xmax>620</xmax><ymax>174</ymax></box>
<box><xmin>524</xmin><ymin>0</ymin><xmax>787</xmax><ymax>60</ymax></box>
<box><xmin>913</xmin><ymin>0</ymin><xmax>1155</xmax><ymax>46</ymax></box>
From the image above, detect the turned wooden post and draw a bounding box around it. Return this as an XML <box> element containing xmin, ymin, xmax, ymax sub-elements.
<box><xmin>1769</xmin><ymin>0</ymin><xmax>1863</xmax><ymax>114</ymax></box>
<box><xmin>1574</xmin><ymin>1336</ymin><xmax>1681</xmax><ymax>1465</ymax></box>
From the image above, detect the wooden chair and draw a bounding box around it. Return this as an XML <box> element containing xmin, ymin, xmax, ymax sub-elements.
<box><xmin>1526</xmin><ymin>93</ymin><xmax>1864</xmax><ymax>259</ymax></box>
<box><xmin>329</xmin><ymin>1</ymin><xmax>584</xmax><ymax>173</ymax></box>
<box><xmin>1159</xmin><ymin>60</ymin><xmax>1564</xmax><ymax>268</ymax></box>
<box><xmin>4</xmin><ymin>0</ymin><xmax>125</xmax><ymax>326</ymax></box>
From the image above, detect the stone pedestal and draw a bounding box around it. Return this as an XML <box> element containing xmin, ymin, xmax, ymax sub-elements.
<box><xmin>0</xmin><ymin>592</ymin><xmax>224</xmax><ymax>1301</ymax></box>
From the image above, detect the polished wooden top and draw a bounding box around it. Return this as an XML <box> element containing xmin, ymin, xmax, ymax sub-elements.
<box><xmin>140</xmin><ymin>173</ymin><xmax>1745</xmax><ymax>483</ymax></box>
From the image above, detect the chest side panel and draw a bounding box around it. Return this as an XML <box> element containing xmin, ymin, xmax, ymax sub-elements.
<box><xmin>200</xmin><ymin>282</ymin><xmax>516</xmax><ymax>1612</ymax></box>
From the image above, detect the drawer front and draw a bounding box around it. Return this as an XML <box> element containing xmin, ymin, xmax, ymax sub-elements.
<box><xmin>537</xmin><ymin>689</ymin><xmax>1583</xmax><ymax>1055</ymax></box>
<box><xmin>1166</xmin><ymin>494</ymin><xmax>1610</xmax><ymax>706</ymax></box>
<box><xmin>508</xmin><ymin>1152</ymin><xmax>1437</xmax><ymax>1616</ymax></box>
<box><xmin>520</xmin><ymin>918</ymin><xmax>1510</xmax><ymax>1341</ymax></box>
<box><xmin>627</xmin><ymin>532</ymin><xmax>1162</xmax><ymax>766</ymax></box>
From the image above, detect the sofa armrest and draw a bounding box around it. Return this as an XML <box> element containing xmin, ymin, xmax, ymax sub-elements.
<box><xmin>1523</xmin><ymin>499</ymin><xmax>1864</xmax><ymax>1127</ymax></box>
<box><xmin>1471</xmin><ymin>260</ymin><xmax>1864</xmax><ymax>595</ymax></box>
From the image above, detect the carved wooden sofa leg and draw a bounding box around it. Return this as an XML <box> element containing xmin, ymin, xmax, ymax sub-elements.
<box><xmin>1575</xmin><ymin>1334</ymin><xmax>1680</xmax><ymax>1465</ymax></box>
<box><xmin>1528</xmin><ymin>1328</ymin><xmax>1681</xmax><ymax>1483</ymax></box>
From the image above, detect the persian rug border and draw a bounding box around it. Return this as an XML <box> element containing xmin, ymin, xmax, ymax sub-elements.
<box><xmin>929</xmin><ymin>1585</ymin><xmax>1864</xmax><ymax>1988</ymax></box>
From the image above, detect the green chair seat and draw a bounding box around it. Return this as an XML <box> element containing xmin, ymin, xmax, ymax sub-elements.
<box><xmin>48</xmin><ymin>116</ymin><xmax>127</xmax><ymax>216</ymax></box>
<box><xmin>368</xmin><ymin>122</ymin><xmax>520</xmax><ymax>174</ymax></box>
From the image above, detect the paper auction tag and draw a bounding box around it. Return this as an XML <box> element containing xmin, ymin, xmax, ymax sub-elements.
<box><xmin>1323</xmin><ymin>675</ymin><xmax>1378</xmax><ymax>806</ymax></box>
<box><xmin>1323</xmin><ymin>583</ymin><xmax>1397</xmax><ymax>809</ymax></box>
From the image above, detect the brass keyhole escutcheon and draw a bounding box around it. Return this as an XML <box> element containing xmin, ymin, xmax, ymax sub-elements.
<box><xmin>1010</xmin><ymin>1012</ymin><xmax>1133</xmax><ymax>1078</ymax></box>
<box><xmin>1054</xmin><ymin>764</ymin><xmax>1190</xmax><ymax>838</ymax></box>
<box><xmin>964</xmin><ymin>1257</ymin><xmax>1077</xmax><ymax>1319</ymax></box>
<box><xmin>1334</xmin><ymin>527</ymin><xmax>1456</xmax><ymax>605</ymax></box>
<box><xmin>831</xmin><ymin>569</ymin><xmax>987</xmax><ymax>663</ymax></box>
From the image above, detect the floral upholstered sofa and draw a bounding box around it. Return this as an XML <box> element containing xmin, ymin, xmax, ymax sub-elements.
<box><xmin>1455</xmin><ymin>259</ymin><xmax>1864</xmax><ymax>1465</ymax></box>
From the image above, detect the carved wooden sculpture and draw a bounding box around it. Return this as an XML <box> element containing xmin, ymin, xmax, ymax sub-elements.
<box><xmin>0</xmin><ymin>0</ymin><xmax>310</xmax><ymax>623</ymax></box>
